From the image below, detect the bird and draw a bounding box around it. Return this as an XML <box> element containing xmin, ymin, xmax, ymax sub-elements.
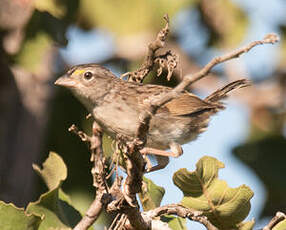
<box><xmin>55</xmin><ymin>63</ymin><xmax>249</xmax><ymax>172</ymax></box>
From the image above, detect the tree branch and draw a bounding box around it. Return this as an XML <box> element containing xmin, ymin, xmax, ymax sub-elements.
<box><xmin>152</xmin><ymin>33</ymin><xmax>279</xmax><ymax>108</ymax></box>
<box><xmin>73</xmin><ymin>193</ymin><xmax>111</xmax><ymax>230</ymax></box>
<box><xmin>120</xmin><ymin>14</ymin><xmax>178</xmax><ymax>83</ymax></box>
<box><xmin>263</xmin><ymin>212</ymin><xmax>286</xmax><ymax>230</ymax></box>
<box><xmin>113</xmin><ymin>137</ymin><xmax>149</xmax><ymax>230</ymax></box>
<box><xmin>145</xmin><ymin>204</ymin><xmax>218</xmax><ymax>230</ymax></box>
<box><xmin>69</xmin><ymin>122</ymin><xmax>111</xmax><ymax>230</ymax></box>
<box><xmin>135</xmin><ymin>33</ymin><xmax>279</xmax><ymax>141</ymax></box>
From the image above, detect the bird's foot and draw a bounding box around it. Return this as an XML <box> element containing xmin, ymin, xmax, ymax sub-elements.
<box><xmin>140</xmin><ymin>142</ymin><xmax>183</xmax><ymax>172</ymax></box>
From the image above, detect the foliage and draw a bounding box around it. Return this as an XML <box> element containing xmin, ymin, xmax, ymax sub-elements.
<box><xmin>173</xmin><ymin>156</ymin><xmax>254</xmax><ymax>230</ymax></box>
<box><xmin>1</xmin><ymin>0</ymin><xmax>285</xmax><ymax>229</ymax></box>
<box><xmin>0</xmin><ymin>152</ymin><xmax>82</xmax><ymax>230</ymax></box>
<box><xmin>0</xmin><ymin>201</ymin><xmax>42</xmax><ymax>230</ymax></box>
<box><xmin>139</xmin><ymin>177</ymin><xmax>165</xmax><ymax>211</ymax></box>
<box><xmin>0</xmin><ymin>152</ymin><xmax>257</xmax><ymax>229</ymax></box>
<box><xmin>233</xmin><ymin>135</ymin><xmax>286</xmax><ymax>217</ymax></box>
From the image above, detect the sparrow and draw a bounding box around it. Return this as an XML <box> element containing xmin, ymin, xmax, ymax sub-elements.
<box><xmin>55</xmin><ymin>64</ymin><xmax>249</xmax><ymax>172</ymax></box>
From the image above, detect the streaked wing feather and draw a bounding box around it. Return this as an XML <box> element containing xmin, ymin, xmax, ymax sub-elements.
<box><xmin>160</xmin><ymin>93</ymin><xmax>216</xmax><ymax>116</ymax></box>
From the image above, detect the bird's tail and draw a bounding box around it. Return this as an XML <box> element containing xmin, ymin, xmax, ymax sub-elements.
<box><xmin>205</xmin><ymin>79</ymin><xmax>250</xmax><ymax>104</ymax></box>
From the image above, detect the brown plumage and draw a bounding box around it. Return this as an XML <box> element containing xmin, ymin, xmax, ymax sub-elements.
<box><xmin>55</xmin><ymin>64</ymin><xmax>249</xmax><ymax>171</ymax></box>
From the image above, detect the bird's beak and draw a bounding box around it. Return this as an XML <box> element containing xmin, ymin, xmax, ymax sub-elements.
<box><xmin>54</xmin><ymin>75</ymin><xmax>76</xmax><ymax>88</ymax></box>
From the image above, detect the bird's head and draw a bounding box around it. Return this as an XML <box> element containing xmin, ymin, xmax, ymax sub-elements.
<box><xmin>55</xmin><ymin>63</ymin><xmax>117</xmax><ymax>110</ymax></box>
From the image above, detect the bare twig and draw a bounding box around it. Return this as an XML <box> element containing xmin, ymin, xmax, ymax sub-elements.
<box><xmin>120</xmin><ymin>14</ymin><xmax>176</xmax><ymax>83</ymax></box>
<box><xmin>146</xmin><ymin>203</ymin><xmax>201</xmax><ymax>218</ymax></box>
<box><xmin>263</xmin><ymin>212</ymin><xmax>286</xmax><ymax>230</ymax></box>
<box><xmin>69</xmin><ymin>122</ymin><xmax>111</xmax><ymax>230</ymax></box>
<box><xmin>74</xmin><ymin>193</ymin><xmax>111</xmax><ymax>230</ymax></box>
<box><xmin>116</xmin><ymin>138</ymin><xmax>148</xmax><ymax>230</ymax></box>
<box><xmin>145</xmin><ymin>204</ymin><xmax>218</xmax><ymax>230</ymax></box>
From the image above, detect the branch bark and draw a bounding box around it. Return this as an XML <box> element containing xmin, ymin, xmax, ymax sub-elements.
<box><xmin>69</xmin><ymin>122</ymin><xmax>111</xmax><ymax>230</ymax></box>
<box><xmin>263</xmin><ymin>212</ymin><xmax>286</xmax><ymax>230</ymax></box>
<box><xmin>145</xmin><ymin>204</ymin><xmax>218</xmax><ymax>230</ymax></box>
<box><xmin>120</xmin><ymin>14</ymin><xmax>176</xmax><ymax>83</ymax></box>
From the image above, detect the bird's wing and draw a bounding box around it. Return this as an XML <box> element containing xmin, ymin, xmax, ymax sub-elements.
<box><xmin>159</xmin><ymin>93</ymin><xmax>217</xmax><ymax>116</ymax></box>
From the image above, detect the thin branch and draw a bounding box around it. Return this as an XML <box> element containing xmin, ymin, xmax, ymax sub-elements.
<box><xmin>145</xmin><ymin>204</ymin><xmax>218</xmax><ymax>230</ymax></box>
<box><xmin>263</xmin><ymin>212</ymin><xmax>286</xmax><ymax>230</ymax></box>
<box><xmin>121</xmin><ymin>14</ymin><xmax>172</xmax><ymax>83</ymax></box>
<box><xmin>69</xmin><ymin>122</ymin><xmax>111</xmax><ymax>230</ymax></box>
<box><xmin>116</xmin><ymin>138</ymin><xmax>149</xmax><ymax>230</ymax></box>
<box><xmin>74</xmin><ymin>193</ymin><xmax>111</xmax><ymax>230</ymax></box>
<box><xmin>123</xmin><ymin>207</ymin><xmax>151</xmax><ymax>230</ymax></box>
<box><xmin>152</xmin><ymin>33</ymin><xmax>279</xmax><ymax>108</ymax></box>
<box><xmin>135</xmin><ymin>33</ymin><xmax>279</xmax><ymax>140</ymax></box>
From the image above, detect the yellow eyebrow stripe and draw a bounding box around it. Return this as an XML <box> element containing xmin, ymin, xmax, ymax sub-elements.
<box><xmin>73</xmin><ymin>69</ymin><xmax>85</xmax><ymax>75</ymax></box>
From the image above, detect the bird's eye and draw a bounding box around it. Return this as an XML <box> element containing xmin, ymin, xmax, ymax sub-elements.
<box><xmin>83</xmin><ymin>71</ymin><xmax>93</xmax><ymax>81</ymax></box>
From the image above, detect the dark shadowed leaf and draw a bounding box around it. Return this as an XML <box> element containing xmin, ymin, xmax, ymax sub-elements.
<box><xmin>139</xmin><ymin>177</ymin><xmax>165</xmax><ymax>211</ymax></box>
<box><xmin>233</xmin><ymin>135</ymin><xmax>286</xmax><ymax>217</ymax></box>
<box><xmin>161</xmin><ymin>215</ymin><xmax>187</xmax><ymax>230</ymax></box>
<box><xmin>27</xmin><ymin>152</ymin><xmax>81</xmax><ymax>229</ymax></box>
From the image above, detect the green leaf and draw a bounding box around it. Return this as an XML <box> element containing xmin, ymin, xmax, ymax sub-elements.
<box><xmin>28</xmin><ymin>152</ymin><xmax>82</xmax><ymax>229</ymax></box>
<box><xmin>173</xmin><ymin>156</ymin><xmax>254</xmax><ymax>229</ymax></box>
<box><xmin>161</xmin><ymin>215</ymin><xmax>187</xmax><ymax>230</ymax></box>
<box><xmin>26</xmin><ymin>184</ymin><xmax>81</xmax><ymax>230</ymax></box>
<box><xmin>237</xmin><ymin>219</ymin><xmax>255</xmax><ymax>230</ymax></box>
<box><xmin>139</xmin><ymin>177</ymin><xmax>165</xmax><ymax>211</ymax></box>
<box><xmin>273</xmin><ymin>219</ymin><xmax>286</xmax><ymax>230</ymax></box>
<box><xmin>0</xmin><ymin>201</ymin><xmax>42</xmax><ymax>230</ymax></box>
<box><xmin>33</xmin><ymin>151</ymin><xmax>67</xmax><ymax>190</ymax></box>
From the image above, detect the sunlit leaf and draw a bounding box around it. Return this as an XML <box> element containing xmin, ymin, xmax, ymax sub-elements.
<box><xmin>273</xmin><ymin>219</ymin><xmax>286</xmax><ymax>230</ymax></box>
<box><xmin>0</xmin><ymin>201</ymin><xmax>42</xmax><ymax>230</ymax></box>
<box><xmin>173</xmin><ymin>156</ymin><xmax>253</xmax><ymax>229</ymax></box>
<box><xmin>237</xmin><ymin>219</ymin><xmax>255</xmax><ymax>230</ymax></box>
<box><xmin>33</xmin><ymin>151</ymin><xmax>67</xmax><ymax>190</ymax></box>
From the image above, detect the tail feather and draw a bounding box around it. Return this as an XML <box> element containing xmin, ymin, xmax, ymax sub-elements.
<box><xmin>205</xmin><ymin>79</ymin><xmax>250</xmax><ymax>103</ymax></box>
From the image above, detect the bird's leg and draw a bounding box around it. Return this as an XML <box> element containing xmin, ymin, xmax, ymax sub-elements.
<box><xmin>139</xmin><ymin>142</ymin><xmax>183</xmax><ymax>158</ymax></box>
<box><xmin>169</xmin><ymin>142</ymin><xmax>183</xmax><ymax>157</ymax></box>
<box><xmin>140</xmin><ymin>142</ymin><xmax>183</xmax><ymax>172</ymax></box>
